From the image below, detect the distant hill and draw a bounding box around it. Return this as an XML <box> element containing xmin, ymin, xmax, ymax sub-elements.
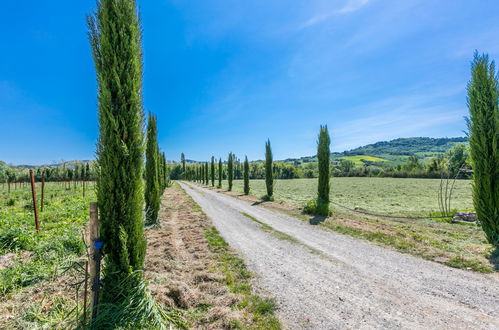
<box><xmin>282</xmin><ymin>137</ymin><xmax>468</xmax><ymax>166</ymax></box>
<box><xmin>343</xmin><ymin>137</ymin><xmax>467</xmax><ymax>157</ymax></box>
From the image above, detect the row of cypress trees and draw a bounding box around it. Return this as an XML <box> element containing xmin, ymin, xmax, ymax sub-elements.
<box><xmin>185</xmin><ymin>129</ymin><xmax>331</xmax><ymax>216</ymax></box>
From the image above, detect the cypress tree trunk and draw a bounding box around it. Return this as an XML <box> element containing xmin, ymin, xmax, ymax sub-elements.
<box><xmin>211</xmin><ymin>156</ymin><xmax>215</xmax><ymax>186</ymax></box>
<box><xmin>467</xmin><ymin>52</ymin><xmax>499</xmax><ymax>247</ymax></box>
<box><xmin>265</xmin><ymin>140</ymin><xmax>273</xmax><ymax>198</ymax></box>
<box><xmin>244</xmin><ymin>156</ymin><xmax>250</xmax><ymax>195</ymax></box>
<box><xmin>218</xmin><ymin>158</ymin><xmax>223</xmax><ymax>188</ymax></box>
<box><xmin>228</xmin><ymin>153</ymin><xmax>234</xmax><ymax>191</ymax></box>
<box><xmin>317</xmin><ymin>125</ymin><xmax>331</xmax><ymax>216</ymax></box>
<box><xmin>145</xmin><ymin>114</ymin><xmax>161</xmax><ymax>225</ymax></box>
<box><xmin>88</xmin><ymin>0</ymin><xmax>146</xmax><ymax>303</ymax></box>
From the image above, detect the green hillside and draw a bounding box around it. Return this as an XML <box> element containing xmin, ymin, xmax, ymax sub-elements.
<box><xmin>344</xmin><ymin>137</ymin><xmax>467</xmax><ymax>156</ymax></box>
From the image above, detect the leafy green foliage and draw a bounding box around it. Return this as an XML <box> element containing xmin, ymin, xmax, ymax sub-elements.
<box><xmin>467</xmin><ymin>52</ymin><xmax>499</xmax><ymax>247</ymax></box>
<box><xmin>88</xmin><ymin>0</ymin><xmax>147</xmax><ymax>304</ymax></box>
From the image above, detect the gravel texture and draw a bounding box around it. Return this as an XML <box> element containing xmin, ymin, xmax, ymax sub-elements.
<box><xmin>179</xmin><ymin>182</ymin><xmax>499</xmax><ymax>330</ymax></box>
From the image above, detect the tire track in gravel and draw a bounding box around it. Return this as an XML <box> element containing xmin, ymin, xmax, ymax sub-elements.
<box><xmin>179</xmin><ymin>182</ymin><xmax>499</xmax><ymax>330</ymax></box>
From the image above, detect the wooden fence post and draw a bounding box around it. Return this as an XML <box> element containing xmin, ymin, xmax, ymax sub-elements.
<box><xmin>88</xmin><ymin>203</ymin><xmax>101</xmax><ymax>321</ymax></box>
<box><xmin>29</xmin><ymin>170</ymin><xmax>40</xmax><ymax>232</ymax></box>
<box><xmin>40</xmin><ymin>173</ymin><xmax>45</xmax><ymax>213</ymax></box>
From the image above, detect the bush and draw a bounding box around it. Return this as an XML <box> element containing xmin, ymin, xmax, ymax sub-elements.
<box><xmin>303</xmin><ymin>199</ymin><xmax>331</xmax><ymax>217</ymax></box>
<box><xmin>261</xmin><ymin>195</ymin><xmax>274</xmax><ymax>202</ymax></box>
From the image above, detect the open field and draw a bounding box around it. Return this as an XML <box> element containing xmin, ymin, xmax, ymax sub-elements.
<box><xmin>226</xmin><ymin>177</ymin><xmax>473</xmax><ymax>216</ymax></box>
<box><xmin>204</xmin><ymin>178</ymin><xmax>497</xmax><ymax>272</ymax></box>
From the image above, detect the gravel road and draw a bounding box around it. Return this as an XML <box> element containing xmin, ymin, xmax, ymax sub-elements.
<box><xmin>179</xmin><ymin>182</ymin><xmax>499</xmax><ymax>329</ymax></box>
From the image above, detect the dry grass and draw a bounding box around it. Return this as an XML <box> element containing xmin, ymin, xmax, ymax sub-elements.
<box><xmin>146</xmin><ymin>183</ymin><xmax>280</xmax><ymax>328</ymax></box>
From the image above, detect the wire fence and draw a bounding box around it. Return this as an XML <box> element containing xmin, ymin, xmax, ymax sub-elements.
<box><xmin>329</xmin><ymin>200</ymin><xmax>452</xmax><ymax>220</ymax></box>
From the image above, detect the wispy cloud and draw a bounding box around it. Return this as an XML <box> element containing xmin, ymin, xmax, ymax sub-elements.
<box><xmin>330</xmin><ymin>86</ymin><xmax>467</xmax><ymax>151</ymax></box>
<box><xmin>301</xmin><ymin>0</ymin><xmax>370</xmax><ymax>28</ymax></box>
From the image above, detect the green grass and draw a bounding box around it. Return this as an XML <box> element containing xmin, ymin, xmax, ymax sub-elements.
<box><xmin>225</xmin><ymin>177</ymin><xmax>473</xmax><ymax>216</ymax></box>
<box><xmin>205</xmin><ymin>227</ymin><xmax>281</xmax><ymax>329</ymax></box>
<box><xmin>0</xmin><ymin>182</ymin><xmax>94</xmax><ymax>296</ymax></box>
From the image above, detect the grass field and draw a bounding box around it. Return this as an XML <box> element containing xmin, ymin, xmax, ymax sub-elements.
<box><xmin>226</xmin><ymin>177</ymin><xmax>473</xmax><ymax>216</ymax></box>
<box><xmin>0</xmin><ymin>182</ymin><xmax>94</xmax><ymax>296</ymax></box>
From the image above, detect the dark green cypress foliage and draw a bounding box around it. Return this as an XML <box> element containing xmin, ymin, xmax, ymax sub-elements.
<box><xmin>467</xmin><ymin>52</ymin><xmax>499</xmax><ymax>247</ymax></box>
<box><xmin>228</xmin><ymin>153</ymin><xmax>234</xmax><ymax>191</ymax></box>
<box><xmin>244</xmin><ymin>156</ymin><xmax>250</xmax><ymax>195</ymax></box>
<box><xmin>162</xmin><ymin>152</ymin><xmax>168</xmax><ymax>187</ymax></box>
<box><xmin>317</xmin><ymin>125</ymin><xmax>331</xmax><ymax>216</ymax></box>
<box><xmin>145</xmin><ymin>113</ymin><xmax>161</xmax><ymax>225</ymax></box>
<box><xmin>158</xmin><ymin>150</ymin><xmax>164</xmax><ymax>190</ymax></box>
<box><xmin>200</xmin><ymin>164</ymin><xmax>204</xmax><ymax>184</ymax></box>
<box><xmin>88</xmin><ymin>0</ymin><xmax>146</xmax><ymax>303</ymax></box>
<box><xmin>211</xmin><ymin>156</ymin><xmax>215</xmax><ymax>186</ymax></box>
<box><xmin>265</xmin><ymin>140</ymin><xmax>273</xmax><ymax>199</ymax></box>
<box><xmin>205</xmin><ymin>162</ymin><xmax>209</xmax><ymax>184</ymax></box>
<box><xmin>181</xmin><ymin>153</ymin><xmax>186</xmax><ymax>178</ymax></box>
<box><xmin>85</xmin><ymin>163</ymin><xmax>91</xmax><ymax>180</ymax></box>
<box><xmin>218</xmin><ymin>158</ymin><xmax>223</xmax><ymax>188</ymax></box>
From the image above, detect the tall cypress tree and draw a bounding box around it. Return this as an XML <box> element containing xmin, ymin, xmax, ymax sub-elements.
<box><xmin>211</xmin><ymin>156</ymin><xmax>215</xmax><ymax>186</ymax></box>
<box><xmin>317</xmin><ymin>125</ymin><xmax>331</xmax><ymax>216</ymax></box>
<box><xmin>158</xmin><ymin>149</ymin><xmax>164</xmax><ymax>190</ymax></box>
<box><xmin>205</xmin><ymin>162</ymin><xmax>209</xmax><ymax>185</ymax></box>
<box><xmin>162</xmin><ymin>152</ymin><xmax>168</xmax><ymax>187</ymax></box>
<box><xmin>228</xmin><ymin>153</ymin><xmax>234</xmax><ymax>191</ymax></box>
<box><xmin>145</xmin><ymin>113</ymin><xmax>160</xmax><ymax>225</ymax></box>
<box><xmin>467</xmin><ymin>52</ymin><xmax>499</xmax><ymax>247</ymax></box>
<box><xmin>243</xmin><ymin>156</ymin><xmax>250</xmax><ymax>195</ymax></box>
<box><xmin>218</xmin><ymin>158</ymin><xmax>223</xmax><ymax>188</ymax></box>
<box><xmin>181</xmin><ymin>153</ymin><xmax>186</xmax><ymax>178</ymax></box>
<box><xmin>265</xmin><ymin>140</ymin><xmax>273</xmax><ymax>199</ymax></box>
<box><xmin>88</xmin><ymin>0</ymin><xmax>146</xmax><ymax>303</ymax></box>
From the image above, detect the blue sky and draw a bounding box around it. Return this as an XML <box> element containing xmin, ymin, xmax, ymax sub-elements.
<box><xmin>1</xmin><ymin>0</ymin><xmax>498</xmax><ymax>165</ymax></box>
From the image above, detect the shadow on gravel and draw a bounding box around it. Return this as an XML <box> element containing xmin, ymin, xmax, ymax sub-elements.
<box><xmin>309</xmin><ymin>215</ymin><xmax>326</xmax><ymax>225</ymax></box>
<box><xmin>489</xmin><ymin>248</ymin><xmax>499</xmax><ymax>271</ymax></box>
<box><xmin>252</xmin><ymin>201</ymin><xmax>266</xmax><ymax>206</ymax></box>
